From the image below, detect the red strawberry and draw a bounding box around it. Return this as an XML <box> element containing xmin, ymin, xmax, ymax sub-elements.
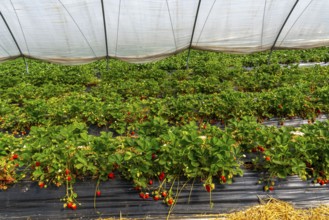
<box><xmin>221</xmin><ymin>175</ymin><xmax>227</xmax><ymax>183</ymax></box>
<box><xmin>149</xmin><ymin>179</ymin><xmax>153</xmax><ymax>185</ymax></box>
<box><xmin>131</xmin><ymin>131</ymin><xmax>135</xmax><ymax>135</ymax></box>
<box><xmin>161</xmin><ymin>191</ymin><xmax>167</xmax><ymax>197</ymax></box>
<box><xmin>144</xmin><ymin>193</ymin><xmax>150</xmax><ymax>199</ymax></box>
<box><xmin>320</xmin><ymin>180</ymin><xmax>325</xmax><ymax>186</ymax></box>
<box><xmin>67</xmin><ymin>176</ymin><xmax>72</xmax><ymax>181</ymax></box>
<box><xmin>12</xmin><ymin>154</ymin><xmax>18</xmax><ymax>160</ymax></box>
<box><xmin>67</xmin><ymin>202</ymin><xmax>73</xmax><ymax>209</ymax></box>
<box><xmin>205</xmin><ymin>184</ymin><xmax>211</xmax><ymax>192</ymax></box>
<box><xmin>153</xmin><ymin>195</ymin><xmax>160</xmax><ymax>201</ymax></box>
<box><xmin>167</xmin><ymin>198</ymin><xmax>174</xmax><ymax>205</ymax></box>
<box><xmin>35</xmin><ymin>161</ymin><xmax>41</xmax><ymax>167</ymax></box>
<box><xmin>258</xmin><ymin>146</ymin><xmax>265</xmax><ymax>152</ymax></box>
<box><xmin>265</xmin><ymin>156</ymin><xmax>271</xmax><ymax>161</ymax></box>
<box><xmin>152</xmin><ymin>153</ymin><xmax>157</xmax><ymax>160</ymax></box>
<box><xmin>96</xmin><ymin>190</ymin><xmax>101</xmax><ymax>197</ymax></box>
<box><xmin>139</xmin><ymin>192</ymin><xmax>145</xmax><ymax>199</ymax></box>
<box><xmin>38</xmin><ymin>181</ymin><xmax>45</xmax><ymax>188</ymax></box>
<box><xmin>269</xmin><ymin>186</ymin><xmax>274</xmax><ymax>191</ymax></box>
<box><xmin>71</xmin><ymin>203</ymin><xmax>77</xmax><ymax>210</ymax></box>
<box><xmin>159</xmin><ymin>172</ymin><xmax>165</xmax><ymax>181</ymax></box>
<box><xmin>108</xmin><ymin>172</ymin><xmax>115</xmax><ymax>179</ymax></box>
<box><xmin>65</xmin><ymin>169</ymin><xmax>70</xmax><ymax>175</ymax></box>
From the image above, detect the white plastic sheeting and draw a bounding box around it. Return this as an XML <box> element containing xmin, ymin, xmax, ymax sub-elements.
<box><xmin>0</xmin><ymin>0</ymin><xmax>329</xmax><ymax>64</ymax></box>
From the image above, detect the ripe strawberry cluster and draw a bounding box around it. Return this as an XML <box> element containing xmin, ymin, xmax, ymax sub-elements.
<box><xmin>204</xmin><ymin>175</ymin><xmax>228</xmax><ymax>193</ymax></box>
<box><xmin>251</xmin><ymin>146</ymin><xmax>271</xmax><ymax>161</ymax></box>
<box><xmin>66</xmin><ymin>202</ymin><xmax>77</xmax><ymax>210</ymax></box>
<box><xmin>65</xmin><ymin>169</ymin><xmax>72</xmax><ymax>181</ymax></box>
<box><xmin>251</xmin><ymin>145</ymin><xmax>265</xmax><ymax>153</ymax></box>
<box><xmin>315</xmin><ymin>177</ymin><xmax>329</xmax><ymax>186</ymax></box>
<box><xmin>10</xmin><ymin>153</ymin><xmax>19</xmax><ymax>161</ymax></box>
<box><xmin>138</xmin><ymin>190</ymin><xmax>174</xmax><ymax>205</ymax></box>
<box><xmin>131</xmin><ymin>172</ymin><xmax>174</xmax><ymax>206</ymax></box>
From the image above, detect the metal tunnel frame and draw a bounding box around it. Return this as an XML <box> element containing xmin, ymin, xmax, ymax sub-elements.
<box><xmin>101</xmin><ymin>0</ymin><xmax>110</xmax><ymax>71</ymax></box>
<box><xmin>267</xmin><ymin>0</ymin><xmax>299</xmax><ymax>65</ymax></box>
<box><xmin>0</xmin><ymin>10</ymin><xmax>29</xmax><ymax>74</ymax></box>
<box><xmin>186</xmin><ymin>0</ymin><xmax>202</xmax><ymax>69</ymax></box>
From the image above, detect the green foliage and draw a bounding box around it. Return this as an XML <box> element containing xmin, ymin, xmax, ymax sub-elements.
<box><xmin>1</xmin><ymin>47</ymin><xmax>329</xmax><ymax>207</ymax></box>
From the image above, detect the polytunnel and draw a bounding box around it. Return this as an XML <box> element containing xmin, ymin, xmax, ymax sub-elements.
<box><xmin>2</xmin><ymin>1</ymin><xmax>329</xmax><ymax>219</ymax></box>
<box><xmin>0</xmin><ymin>0</ymin><xmax>329</xmax><ymax>65</ymax></box>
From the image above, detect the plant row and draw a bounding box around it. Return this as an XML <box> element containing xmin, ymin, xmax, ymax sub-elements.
<box><xmin>1</xmin><ymin>63</ymin><xmax>329</xmax><ymax>134</ymax></box>
<box><xmin>1</xmin><ymin>117</ymin><xmax>329</xmax><ymax>208</ymax></box>
<box><xmin>1</xmin><ymin>84</ymin><xmax>328</xmax><ymax>133</ymax></box>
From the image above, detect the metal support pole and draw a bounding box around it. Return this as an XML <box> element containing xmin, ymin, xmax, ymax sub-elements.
<box><xmin>267</xmin><ymin>0</ymin><xmax>299</xmax><ymax>65</ymax></box>
<box><xmin>186</xmin><ymin>0</ymin><xmax>202</xmax><ymax>69</ymax></box>
<box><xmin>101</xmin><ymin>0</ymin><xmax>110</xmax><ymax>71</ymax></box>
<box><xmin>0</xmin><ymin>11</ymin><xmax>29</xmax><ymax>74</ymax></box>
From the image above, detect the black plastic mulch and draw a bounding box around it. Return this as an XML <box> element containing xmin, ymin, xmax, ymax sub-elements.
<box><xmin>1</xmin><ymin>169</ymin><xmax>329</xmax><ymax>219</ymax></box>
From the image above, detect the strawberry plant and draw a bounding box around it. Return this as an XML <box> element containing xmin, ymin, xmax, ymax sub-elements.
<box><xmin>1</xmin><ymin>46</ymin><xmax>329</xmax><ymax>214</ymax></box>
<box><xmin>252</xmin><ymin>126</ymin><xmax>309</xmax><ymax>185</ymax></box>
<box><xmin>299</xmin><ymin>121</ymin><xmax>329</xmax><ymax>182</ymax></box>
<box><xmin>118</xmin><ymin>135</ymin><xmax>161</xmax><ymax>188</ymax></box>
<box><xmin>0</xmin><ymin>132</ymin><xmax>26</xmax><ymax>189</ymax></box>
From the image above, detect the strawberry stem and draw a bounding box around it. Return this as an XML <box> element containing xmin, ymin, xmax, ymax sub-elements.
<box><xmin>94</xmin><ymin>178</ymin><xmax>101</xmax><ymax>209</ymax></box>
